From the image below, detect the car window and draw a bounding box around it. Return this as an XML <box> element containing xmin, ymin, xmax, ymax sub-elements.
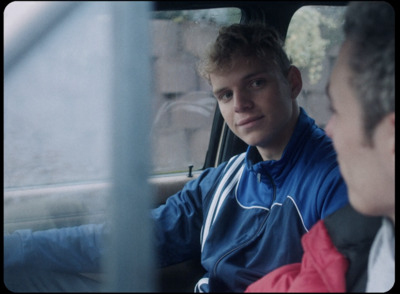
<box><xmin>4</xmin><ymin>2</ymin><xmax>113</xmax><ymax>190</ymax></box>
<box><xmin>285</xmin><ymin>5</ymin><xmax>346</xmax><ymax>128</ymax></box>
<box><xmin>150</xmin><ymin>8</ymin><xmax>241</xmax><ymax>174</ymax></box>
<box><xmin>4</xmin><ymin>2</ymin><xmax>114</xmax><ymax>232</ymax></box>
<box><xmin>3</xmin><ymin>3</ymin><xmax>241</xmax><ymax>232</ymax></box>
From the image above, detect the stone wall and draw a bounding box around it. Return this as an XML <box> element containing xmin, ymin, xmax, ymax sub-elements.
<box><xmin>150</xmin><ymin>19</ymin><xmax>338</xmax><ymax>172</ymax></box>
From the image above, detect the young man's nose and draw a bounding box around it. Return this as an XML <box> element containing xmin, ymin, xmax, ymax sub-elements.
<box><xmin>234</xmin><ymin>91</ymin><xmax>253</xmax><ymax>112</ymax></box>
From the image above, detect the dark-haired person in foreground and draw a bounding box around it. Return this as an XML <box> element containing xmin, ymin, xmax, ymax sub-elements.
<box><xmin>246</xmin><ymin>2</ymin><xmax>394</xmax><ymax>292</ymax></box>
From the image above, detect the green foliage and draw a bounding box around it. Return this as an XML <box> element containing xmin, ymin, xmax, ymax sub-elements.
<box><xmin>285</xmin><ymin>6</ymin><xmax>345</xmax><ymax>85</ymax></box>
<box><xmin>154</xmin><ymin>8</ymin><xmax>241</xmax><ymax>26</ymax></box>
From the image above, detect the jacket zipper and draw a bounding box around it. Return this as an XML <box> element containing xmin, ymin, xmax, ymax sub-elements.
<box><xmin>212</xmin><ymin>172</ymin><xmax>276</xmax><ymax>276</ymax></box>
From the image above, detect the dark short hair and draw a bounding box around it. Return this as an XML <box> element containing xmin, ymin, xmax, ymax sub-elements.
<box><xmin>344</xmin><ymin>1</ymin><xmax>394</xmax><ymax>142</ymax></box>
<box><xmin>198</xmin><ymin>23</ymin><xmax>292</xmax><ymax>82</ymax></box>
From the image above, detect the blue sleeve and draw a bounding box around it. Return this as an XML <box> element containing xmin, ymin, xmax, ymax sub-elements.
<box><xmin>4</xmin><ymin>223</ymin><xmax>107</xmax><ymax>273</ymax></box>
<box><xmin>151</xmin><ymin>164</ymin><xmax>226</xmax><ymax>267</ymax></box>
<box><xmin>300</xmin><ymin>128</ymin><xmax>349</xmax><ymax>229</ymax></box>
<box><xmin>3</xmin><ymin>163</ymin><xmax>227</xmax><ymax>272</ymax></box>
<box><xmin>317</xmin><ymin>164</ymin><xmax>349</xmax><ymax>220</ymax></box>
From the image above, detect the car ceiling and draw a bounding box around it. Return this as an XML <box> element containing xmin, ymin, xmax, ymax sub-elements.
<box><xmin>154</xmin><ymin>1</ymin><xmax>348</xmax><ymax>37</ymax></box>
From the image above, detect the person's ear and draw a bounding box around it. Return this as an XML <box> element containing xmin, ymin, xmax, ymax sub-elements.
<box><xmin>376</xmin><ymin>112</ymin><xmax>395</xmax><ymax>172</ymax></box>
<box><xmin>388</xmin><ymin>112</ymin><xmax>395</xmax><ymax>164</ymax></box>
<box><xmin>287</xmin><ymin>66</ymin><xmax>302</xmax><ymax>99</ymax></box>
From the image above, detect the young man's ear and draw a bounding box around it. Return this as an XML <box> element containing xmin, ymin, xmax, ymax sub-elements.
<box><xmin>287</xmin><ymin>66</ymin><xmax>302</xmax><ymax>99</ymax></box>
<box><xmin>375</xmin><ymin>112</ymin><xmax>395</xmax><ymax>174</ymax></box>
<box><xmin>388</xmin><ymin>112</ymin><xmax>395</xmax><ymax>165</ymax></box>
<box><xmin>383</xmin><ymin>112</ymin><xmax>395</xmax><ymax>189</ymax></box>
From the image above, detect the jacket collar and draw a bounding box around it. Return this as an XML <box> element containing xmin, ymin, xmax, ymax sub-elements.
<box><xmin>245</xmin><ymin>107</ymin><xmax>314</xmax><ymax>183</ymax></box>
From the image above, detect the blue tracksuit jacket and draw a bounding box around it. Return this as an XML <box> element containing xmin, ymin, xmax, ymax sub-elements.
<box><xmin>4</xmin><ymin>108</ymin><xmax>348</xmax><ymax>292</ymax></box>
<box><xmin>151</xmin><ymin>108</ymin><xmax>348</xmax><ymax>291</ymax></box>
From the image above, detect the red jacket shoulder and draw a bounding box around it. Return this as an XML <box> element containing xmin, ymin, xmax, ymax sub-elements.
<box><xmin>245</xmin><ymin>220</ymin><xmax>348</xmax><ymax>292</ymax></box>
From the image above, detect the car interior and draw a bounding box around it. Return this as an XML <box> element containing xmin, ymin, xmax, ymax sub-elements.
<box><xmin>4</xmin><ymin>1</ymin><xmax>348</xmax><ymax>291</ymax></box>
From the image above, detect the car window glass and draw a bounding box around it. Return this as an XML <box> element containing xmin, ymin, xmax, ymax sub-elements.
<box><xmin>285</xmin><ymin>5</ymin><xmax>346</xmax><ymax>128</ymax></box>
<box><xmin>150</xmin><ymin>8</ymin><xmax>241</xmax><ymax>174</ymax></box>
<box><xmin>4</xmin><ymin>2</ymin><xmax>113</xmax><ymax>232</ymax></box>
<box><xmin>4</xmin><ymin>4</ymin><xmax>241</xmax><ymax>232</ymax></box>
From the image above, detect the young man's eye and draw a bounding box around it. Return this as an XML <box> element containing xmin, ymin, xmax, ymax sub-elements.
<box><xmin>217</xmin><ymin>91</ymin><xmax>233</xmax><ymax>102</ymax></box>
<box><xmin>250</xmin><ymin>79</ymin><xmax>266</xmax><ymax>88</ymax></box>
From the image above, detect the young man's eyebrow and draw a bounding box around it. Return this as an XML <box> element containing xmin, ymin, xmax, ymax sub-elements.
<box><xmin>213</xmin><ymin>87</ymin><xmax>228</xmax><ymax>97</ymax></box>
<box><xmin>212</xmin><ymin>70</ymin><xmax>270</xmax><ymax>96</ymax></box>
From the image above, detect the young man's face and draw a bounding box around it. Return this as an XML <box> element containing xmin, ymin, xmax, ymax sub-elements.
<box><xmin>325</xmin><ymin>41</ymin><xmax>395</xmax><ymax>220</ymax></box>
<box><xmin>209</xmin><ymin>55</ymin><xmax>301</xmax><ymax>161</ymax></box>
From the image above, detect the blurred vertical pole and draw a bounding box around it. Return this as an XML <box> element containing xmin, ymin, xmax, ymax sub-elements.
<box><xmin>103</xmin><ymin>1</ymin><xmax>155</xmax><ymax>292</ymax></box>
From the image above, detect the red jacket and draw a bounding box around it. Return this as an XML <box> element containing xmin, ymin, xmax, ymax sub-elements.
<box><xmin>245</xmin><ymin>204</ymin><xmax>381</xmax><ymax>292</ymax></box>
<box><xmin>245</xmin><ymin>220</ymin><xmax>347</xmax><ymax>292</ymax></box>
